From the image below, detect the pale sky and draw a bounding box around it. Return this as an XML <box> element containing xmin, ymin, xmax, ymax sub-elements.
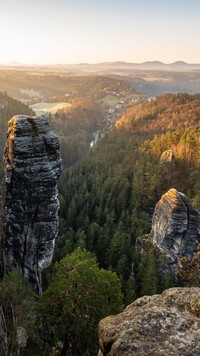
<box><xmin>0</xmin><ymin>0</ymin><xmax>200</xmax><ymax>64</ymax></box>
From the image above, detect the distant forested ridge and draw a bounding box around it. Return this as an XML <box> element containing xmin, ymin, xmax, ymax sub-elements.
<box><xmin>0</xmin><ymin>70</ymin><xmax>136</xmax><ymax>100</ymax></box>
<box><xmin>50</xmin><ymin>75</ymin><xmax>134</xmax><ymax>100</ymax></box>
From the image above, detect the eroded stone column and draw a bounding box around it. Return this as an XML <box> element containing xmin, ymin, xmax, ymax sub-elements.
<box><xmin>3</xmin><ymin>115</ymin><xmax>62</xmax><ymax>293</ymax></box>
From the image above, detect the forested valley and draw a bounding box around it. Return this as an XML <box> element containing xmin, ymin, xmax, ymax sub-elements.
<box><xmin>54</xmin><ymin>93</ymin><xmax>200</xmax><ymax>353</ymax></box>
<box><xmin>57</xmin><ymin>93</ymin><xmax>200</xmax><ymax>299</ymax></box>
<box><xmin>0</xmin><ymin>91</ymin><xmax>199</xmax><ymax>355</ymax></box>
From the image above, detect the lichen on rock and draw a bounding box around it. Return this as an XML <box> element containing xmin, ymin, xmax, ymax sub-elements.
<box><xmin>2</xmin><ymin>115</ymin><xmax>62</xmax><ymax>293</ymax></box>
<box><xmin>98</xmin><ymin>287</ymin><xmax>200</xmax><ymax>356</ymax></box>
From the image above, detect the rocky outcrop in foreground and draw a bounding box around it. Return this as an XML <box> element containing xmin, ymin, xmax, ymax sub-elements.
<box><xmin>98</xmin><ymin>287</ymin><xmax>200</xmax><ymax>356</ymax></box>
<box><xmin>152</xmin><ymin>188</ymin><xmax>200</xmax><ymax>273</ymax></box>
<box><xmin>2</xmin><ymin>115</ymin><xmax>62</xmax><ymax>293</ymax></box>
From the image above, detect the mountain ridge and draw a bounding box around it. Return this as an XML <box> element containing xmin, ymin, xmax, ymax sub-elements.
<box><xmin>1</xmin><ymin>60</ymin><xmax>200</xmax><ymax>70</ymax></box>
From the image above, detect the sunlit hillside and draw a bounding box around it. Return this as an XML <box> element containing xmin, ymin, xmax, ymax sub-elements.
<box><xmin>116</xmin><ymin>93</ymin><xmax>200</xmax><ymax>132</ymax></box>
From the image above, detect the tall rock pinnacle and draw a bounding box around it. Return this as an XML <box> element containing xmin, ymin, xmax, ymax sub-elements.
<box><xmin>2</xmin><ymin>115</ymin><xmax>62</xmax><ymax>293</ymax></box>
<box><xmin>152</xmin><ymin>188</ymin><xmax>200</xmax><ymax>273</ymax></box>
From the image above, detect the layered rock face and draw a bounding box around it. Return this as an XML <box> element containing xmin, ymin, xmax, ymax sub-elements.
<box><xmin>152</xmin><ymin>188</ymin><xmax>200</xmax><ymax>272</ymax></box>
<box><xmin>98</xmin><ymin>287</ymin><xmax>200</xmax><ymax>356</ymax></box>
<box><xmin>2</xmin><ymin>115</ymin><xmax>62</xmax><ymax>293</ymax></box>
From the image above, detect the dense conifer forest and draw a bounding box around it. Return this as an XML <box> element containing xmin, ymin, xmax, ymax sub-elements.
<box><xmin>56</xmin><ymin>93</ymin><xmax>200</xmax><ymax>303</ymax></box>
<box><xmin>49</xmin><ymin>98</ymin><xmax>104</xmax><ymax>168</ymax></box>
<box><xmin>0</xmin><ymin>92</ymin><xmax>199</xmax><ymax>355</ymax></box>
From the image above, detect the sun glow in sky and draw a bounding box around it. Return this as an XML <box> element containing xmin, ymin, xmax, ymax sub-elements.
<box><xmin>1</xmin><ymin>0</ymin><xmax>200</xmax><ymax>64</ymax></box>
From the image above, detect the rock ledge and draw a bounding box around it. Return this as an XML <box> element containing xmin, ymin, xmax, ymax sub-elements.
<box><xmin>98</xmin><ymin>287</ymin><xmax>200</xmax><ymax>356</ymax></box>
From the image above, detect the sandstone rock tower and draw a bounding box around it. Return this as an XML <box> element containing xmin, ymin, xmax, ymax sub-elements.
<box><xmin>2</xmin><ymin>115</ymin><xmax>62</xmax><ymax>293</ymax></box>
<box><xmin>152</xmin><ymin>188</ymin><xmax>200</xmax><ymax>272</ymax></box>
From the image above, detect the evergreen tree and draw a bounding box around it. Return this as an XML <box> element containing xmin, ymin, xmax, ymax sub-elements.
<box><xmin>124</xmin><ymin>273</ymin><xmax>137</xmax><ymax>305</ymax></box>
<box><xmin>139</xmin><ymin>248</ymin><xmax>159</xmax><ymax>296</ymax></box>
<box><xmin>0</xmin><ymin>269</ymin><xmax>46</xmax><ymax>355</ymax></box>
<box><xmin>40</xmin><ymin>248</ymin><xmax>123</xmax><ymax>355</ymax></box>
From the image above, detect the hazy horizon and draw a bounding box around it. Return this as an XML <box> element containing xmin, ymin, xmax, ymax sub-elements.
<box><xmin>1</xmin><ymin>0</ymin><xmax>200</xmax><ymax>65</ymax></box>
<box><xmin>2</xmin><ymin>60</ymin><xmax>200</xmax><ymax>66</ymax></box>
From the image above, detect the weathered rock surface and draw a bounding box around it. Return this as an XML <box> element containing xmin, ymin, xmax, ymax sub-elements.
<box><xmin>152</xmin><ymin>188</ymin><xmax>200</xmax><ymax>273</ymax></box>
<box><xmin>2</xmin><ymin>115</ymin><xmax>62</xmax><ymax>293</ymax></box>
<box><xmin>160</xmin><ymin>149</ymin><xmax>175</xmax><ymax>163</ymax></box>
<box><xmin>98</xmin><ymin>287</ymin><xmax>200</xmax><ymax>356</ymax></box>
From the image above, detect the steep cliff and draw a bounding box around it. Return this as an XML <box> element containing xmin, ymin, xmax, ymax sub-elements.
<box><xmin>152</xmin><ymin>188</ymin><xmax>200</xmax><ymax>273</ymax></box>
<box><xmin>98</xmin><ymin>287</ymin><xmax>200</xmax><ymax>356</ymax></box>
<box><xmin>2</xmin><ymin>115</ymin><xmax>62</xmax><ymax>293</ymax></box>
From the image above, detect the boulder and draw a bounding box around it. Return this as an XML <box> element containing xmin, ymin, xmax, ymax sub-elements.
<box><xmin>2</xmin><ymin>115</ymin><xmax>62</xmax><ymax>293</ymax></box>
<box><xmin>160</xmin><ymin>149</ymin><xmax>175</xmax><ymax>163</ymax></box>
<box><xmin>98</xmin><ymin>287</ymin><xmax>200</xmax><ymax>356</ymax></box>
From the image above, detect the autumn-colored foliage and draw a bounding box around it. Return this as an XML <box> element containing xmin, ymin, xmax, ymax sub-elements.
<box><xmin>116</xmin><ymin>93</ymin><xmax>200</xmax><ymax>133</ymax></box>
